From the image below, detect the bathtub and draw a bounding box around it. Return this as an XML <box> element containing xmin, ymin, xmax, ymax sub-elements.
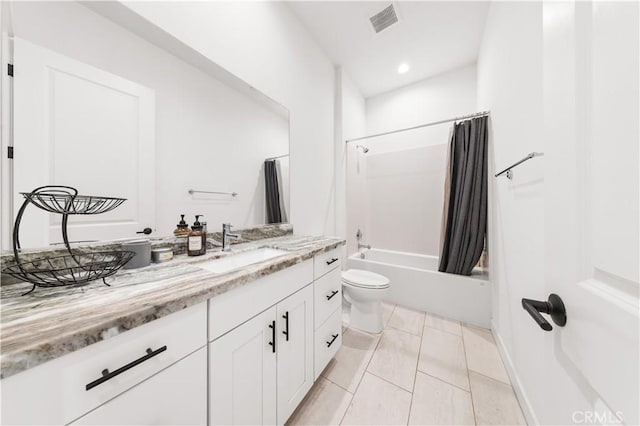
<box><xmin>348</xmin><ymin>248</ymin><xmax>491</xmax><ymax>328</ymax></box>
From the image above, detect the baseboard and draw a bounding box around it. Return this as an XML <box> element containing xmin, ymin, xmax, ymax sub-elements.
<box><xmin>491</xmin><ymin>320</ymin><xmax>539</xmax><ymax>425</ymax></box>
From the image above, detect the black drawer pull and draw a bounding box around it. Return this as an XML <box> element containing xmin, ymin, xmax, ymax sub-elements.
<box><xmin>86</xmin><ymin>346</ymin><xmax>167</xmax><ymax>391</ymax></box>
<box><xmin>282</xmin><ymin>311</ymin><xmax>290</xmax><ymax>341</ymax></box>
<box><xmin>326</xmin><ymin>290</ymin><xmax>339</xmax><ymax>300</ymax></box>
<box><xmin>268</xmin><ymin>320</ymin><xmax>276</xmax><ymax>353</ymax></box>
<box><xmin>326</xmin><ymin>333</ymin><xmax>339</xmax><ymax>348</ymax></box>
<box><xmin>325</xmin><ymin>258</ymin><xmax>339</xmax><ymax>266</ymax></box>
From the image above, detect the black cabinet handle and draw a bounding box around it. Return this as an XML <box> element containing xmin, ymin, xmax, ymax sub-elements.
<box><xmin>136</xmin><ymin>227</ymin><xmax>152</xmax><ymax>235</ymax></box>
<box><xmin>326</xmin><ymin>290</ymin><xmax>339</xmax><ymax>301</ymax></box>
<box><xmin>326</xmin><ymin>333</ymin><xmax>339</xmax><ymax>348</ymax></box>
<box><xmin>325</xmin><ymin>258</ymin><xmax>339</xmax><ymax>266</ymax></box>
<box><xmin>86</xmin><ymin>346</ymin><xmax>167</xmax><ymax>391</ymax></box>
<box><xmin>522</xmin><ymin>294</ymin><xmax>566</xmax><ymax>331</ymax></box>
<box><xmin>282</xmin><ymin>311</ymin><xmax>289</xmax><ymax>341</ymax></box>
<box><xmin>268</xmin><ymin>321</ymin><xmax>276</xmax><ymax>353</ymax></box>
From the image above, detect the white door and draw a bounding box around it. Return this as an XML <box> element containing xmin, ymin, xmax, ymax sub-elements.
<box><xmin>12</xmin><ymin>37</ymin><xmax>155</xmax><ymax>248</ymax></box>
<box><xmin>544</xmin><ymin>2</ymin><xmax>639</xmax><ymax>425</ymax></box>
<box><xmin>276</xmin><ymin>284</ymin><xmax>314</xmax><ymax>425</ymax></box>
<box><xmin>209</xmin><ymin>306</ymin><xmax>277</xmax><ymax>426</ymax></box>
<box><xmin>72</xmin><ymin>348</ymin><xmax>207</xmax><ymax>425</ymax></box>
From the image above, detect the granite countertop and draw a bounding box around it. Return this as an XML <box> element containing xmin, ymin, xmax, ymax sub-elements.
<box><xmin>0</xmin><ymin>234</ymin><xmax>345</xmax><ymax>380</ymax></box>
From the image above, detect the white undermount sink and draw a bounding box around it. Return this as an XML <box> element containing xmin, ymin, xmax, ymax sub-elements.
<box><xmin>195</xmin><ymin>248</ymin><xmax>289</xmax><ymax>274</ymax></box>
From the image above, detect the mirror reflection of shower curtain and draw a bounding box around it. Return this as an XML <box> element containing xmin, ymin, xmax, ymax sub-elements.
<box><xmin>264</xmin><ymin>159</ymin><xmax>288</xmax><ymax>223</ymax></box>
<box><xmin>438</xmin><ymin>116</ymin><xmax>488</xmax><ymax>275</ymax></box>
<box><xmin>276</xmin><ymin>158</ymin><xmax>289</xmax><ymax>222</ymax></box>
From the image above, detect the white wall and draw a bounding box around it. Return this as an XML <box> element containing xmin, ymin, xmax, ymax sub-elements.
<box><xmin>478</xmin><ymin>3</ymin><xmax>590</xmax><ymax>424</ymax></box>
<box><xmin>338</xmin><ymin>69</ymin><xmax>367</xmax><ymax>255</ymax></box>
<box><xmin>349</xmin><ymin>65</ymin><xmax>476</xmax><ymax>256</ymax></box>
<box><xmin>366</xmin><ymin>64</ymin><xmax>477</xmax><ymax>153</ymax></box>
<box><xmin>8</xmin><ymin>1</ymin><xmax>289</xmax><ymax>239</ymax></box>
<box><xmin>119</xmin><ymin>1</ymin><xmax>336</xmax><ymax>236</ymax></box>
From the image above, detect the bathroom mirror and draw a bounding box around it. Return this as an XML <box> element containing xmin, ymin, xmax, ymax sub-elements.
<box><xmin>1</xmin><ymin>1</ymin><xmax>290</xmax><ymax>251</ymax></box>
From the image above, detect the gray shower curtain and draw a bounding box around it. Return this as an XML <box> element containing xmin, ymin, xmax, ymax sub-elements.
<box><xmin>265</xmin><ymin>160</ymin><xmax>282</xmax><ymax>223</ymax></box>
<box><xmin>438</xmin><ymin>116</ymin><xmax>488</xmax><ymax>276</ymax></box>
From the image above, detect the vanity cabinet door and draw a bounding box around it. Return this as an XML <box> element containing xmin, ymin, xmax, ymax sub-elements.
<box><xmin>276</xmin><ymin>284</ymin><xmax>314</xmax><ymax>425</ymax></box>
<box><xmin>209</xmin><ymin>306</ymin><xmax>277</xmax><ymax>426</ymax></box>
<box><xmin>72</xmin><ymin>347</ymin><xmax>207</xmax><ymax>425</ymax></box>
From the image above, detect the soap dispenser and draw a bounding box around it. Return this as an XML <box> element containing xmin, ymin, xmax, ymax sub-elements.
<box><xmin>174</xmin><ymin>214</ymin><xmax>190</xmax><ymax>237</ymax></box>
<box><xmin>188</xmin><ymin>215</ymin><xmax>206</xmax><ymax>256</ymax></box>
<box><xmin>201</xmin><ymin>220</ymin><xmax>208</xmax><ymax>253</ymax></box>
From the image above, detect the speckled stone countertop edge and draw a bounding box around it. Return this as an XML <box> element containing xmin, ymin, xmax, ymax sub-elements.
<box><xmin>0</xmin><ymin>236</ymin><xmax>344</xmax><ymax>380</ymax></box>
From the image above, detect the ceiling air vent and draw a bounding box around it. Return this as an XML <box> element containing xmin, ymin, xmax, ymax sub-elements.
<box><xmin>370</xmin><ymin>4</ymin><xmax>398</xmax><ymax>34</ymax></box>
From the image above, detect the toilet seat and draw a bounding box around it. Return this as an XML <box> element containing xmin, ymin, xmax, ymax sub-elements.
<box><xmin>342</xmin><ymin>269</ymin><xmax>390</xmax><ymax>289</ymax></box>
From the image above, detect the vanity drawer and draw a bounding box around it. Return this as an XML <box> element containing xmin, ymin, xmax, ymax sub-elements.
<box><xmin>314</xmin><ymin>307</ymin><xmax>342</xmax><ymax>380</ymax></box>
<box><xmin>1</xmin><ymin>302</ymin><xmax>207</xmax><ymax>426</ymax></box>
<box><xmin>314</xmin><ymin>247</ymin><xmax>342</xmax><ymax>279</ymax></box>
<box><xmin>314</xmin><ymin>267</ymin><xmax>342</xmax><ymax>328</ymax></box>
<box><xmin>209</xmin><ymin>259</ymin><xmax>313</xmax><ymax>341</ymax></box>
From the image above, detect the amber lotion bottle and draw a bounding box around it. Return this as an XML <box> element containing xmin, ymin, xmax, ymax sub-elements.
<box><xmin>188</xmin><ymin>215</ymin><xmax>205</xmax><ymax>256</ymax></box>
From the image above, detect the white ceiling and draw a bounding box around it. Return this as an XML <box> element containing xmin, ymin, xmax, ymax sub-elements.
<box><xmin>288</xmin><ymin>1</ymin><xmax>490</xmax><ymax>98</ymax></box>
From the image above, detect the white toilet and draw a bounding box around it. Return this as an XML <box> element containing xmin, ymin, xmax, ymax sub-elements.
<box><xmin>342</xmin><ymin>269</ymin><xmax>391</xmax><ymax>334</ymax></box>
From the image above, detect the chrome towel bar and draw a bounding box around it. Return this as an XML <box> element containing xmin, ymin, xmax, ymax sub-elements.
<box><xmin>189</xmin><ymin>189</ymin><xmax>238</xmax><ymax>197</ymax></box>
<box><xmin>495</xmin><ymin>152</ymin><xmax>544</xmax><ymax>180</ymax></box>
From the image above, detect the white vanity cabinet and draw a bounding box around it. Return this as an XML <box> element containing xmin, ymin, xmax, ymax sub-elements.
<box><xmin>209</xmin><ymin>306</ymin><xmax>278</xmax><ymax>425</ymax></box>
<box><xmin>208</xmin><ymin>261</ymin><xmax>315</xmax><ymax>426</ymax></box>
<box><xmin>313</xmin><ymin>247</ymin><xmax>343</xmax><ymax>379</ymax></box>
<box><xmin>1</xmin><ymin>302</ymin><xmax>208</xmax><ymax>425</ymax></box>
<box><xmin>276</xmin><ymin>284</ymin><xmax>314</xmax><ymax>423</ymax></box>
<box><xmin>1</xmin><ymin>245</ymin><xmax>344</xmax><ymax>426</ymax></box>
<box><xmin>73</xmin><ymin>347</ymin><xmax>207</xmax><ymax>425</ymax></box>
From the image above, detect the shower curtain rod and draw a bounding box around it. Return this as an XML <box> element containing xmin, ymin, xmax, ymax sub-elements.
<box><xmin>345</xmin><ymin>110</ymin><xmax>490</xmax><ymax>144</ymax></box>
<box><xmin>265</xmin><ymin>154</ymin><xmax>290</xmax><ymax>161</ymax></box>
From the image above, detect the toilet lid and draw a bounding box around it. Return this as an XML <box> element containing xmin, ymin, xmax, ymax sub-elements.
<box><xmin>342</xmin><ymin>269</ymin><xmax>390</xmax><ymax>289</ymax></box>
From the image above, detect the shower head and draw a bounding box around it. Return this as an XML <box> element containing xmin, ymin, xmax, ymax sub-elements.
<box><xmin>356</xmin><ymin>145</ymin><xmax>369</xmax><ymax>154</ymax></box>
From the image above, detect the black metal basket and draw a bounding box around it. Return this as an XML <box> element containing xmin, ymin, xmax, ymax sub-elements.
<box><xmin>3</xmin><ymin>251</ymin><xmax>135</xmax><ymax>288</ymax></box>
<box><xmin>21</xmin><ymin>188</ymin><xmax>126</xmax><ymax>215</ymax></box>
<box><xmin>3</xmin><ymin>185</ymin><xmax>133</xmax><ymax>295</ymax></box>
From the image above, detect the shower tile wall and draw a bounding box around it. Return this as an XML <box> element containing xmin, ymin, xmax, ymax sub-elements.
<box><xmin>365</xmin><ymin>144</ymin><xmax>447</xmax><ymax>256</ymax></box>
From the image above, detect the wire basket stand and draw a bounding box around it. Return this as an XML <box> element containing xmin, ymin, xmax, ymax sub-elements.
<box><xmin>2</xmin><ymin>186</ymin><xmax>135</xmax><ymax>295</ymax></box>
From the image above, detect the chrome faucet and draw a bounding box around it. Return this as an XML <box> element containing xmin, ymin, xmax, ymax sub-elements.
<box><xmin>222</xmin><ymin>223</ymin><xmax>240</xmax><ymax>251</ymax></box>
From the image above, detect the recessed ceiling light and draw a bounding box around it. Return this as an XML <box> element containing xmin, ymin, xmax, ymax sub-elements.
<box><xmin>398</xmin><ymin>63</ymin><xmax>410</xmax><ymax>74</ymax></box>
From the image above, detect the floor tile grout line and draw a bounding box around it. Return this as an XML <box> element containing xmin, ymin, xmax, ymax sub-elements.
<box><xmin>468</xmin><ymin>368</ymin><xmax>515</xmax><ymax>388</ymax></box>
<box><xmin>461</xmin><ymin>323</ymin><xmax>479</xmax><ymax>426</ymax></box>
<box><xmin>385</xmin><ymin>324</ymin><xmax>423</xmax><ymax>338</ymax></box>
<box><xmin>337</xmin><ymin>383</ymin><xmax>356</xmax><ymax>426</ymax></box>
<box><xmin>365</xmin><ymin>370</ymin><xmax>414</xmax><ymax>395</ymax></box>
<box><xmin>422</xmin><ymin>322</ymin><xmax>464</xmax><ymax>338</ymax></box>
<box><xmin>418</xmin><ymin>325</ymin><xmax>472</xmax><ymax>392</ymax></box>
<box><xmin>406</xmin><ymin>312</ymin><xmax>426</xmax><ymax>425</ymax></box>
<box><xmin>416</xmin><ymin>370</ymin><xmax>472</xmax><ymax>394</ymax></box>
<box><xmin>463</xmin><ymin>327</ymin><xmax>527</xmax><ymax>425</ymax></box>
<box><xmin>387</xmin><ymin>306</ymin><xmax>425</xmax><ymax>337</ymax></box>
<box><xmin>460</xmin><ymin>325</ymin><xmax>514</xmax><ymax>387</ymax></box>
<box><xmin>322</xmin><ymin>374</ymin><xmax>354</xmax><ymax>395</ymax></box>
<box><xmin>339</xmin><ymin>326</ymin><xmax>383</xmax><ymax>426</ymax></box>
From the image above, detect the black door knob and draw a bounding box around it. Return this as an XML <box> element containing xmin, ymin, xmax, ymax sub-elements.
<box><xmin>136</xmin><ymin>227</ymin><xmax>152</xmax><ymax>235</ymax></box>
<box><xmin>522</xmin><ymin>294</ymin><xmax>567</xmax><ymax>331</ymax></box>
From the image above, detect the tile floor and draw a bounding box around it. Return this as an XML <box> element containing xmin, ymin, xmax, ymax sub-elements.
<box><xmin>287</xmin><ymin>303</ymin><xmax>526</xmax><ymax>426</ymax></box>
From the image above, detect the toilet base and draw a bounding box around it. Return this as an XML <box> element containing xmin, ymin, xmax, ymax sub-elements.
<box><xmin>348</xmin><ymin>300</ymin><xmax>384</xmax><ymax>334</ymax></box>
